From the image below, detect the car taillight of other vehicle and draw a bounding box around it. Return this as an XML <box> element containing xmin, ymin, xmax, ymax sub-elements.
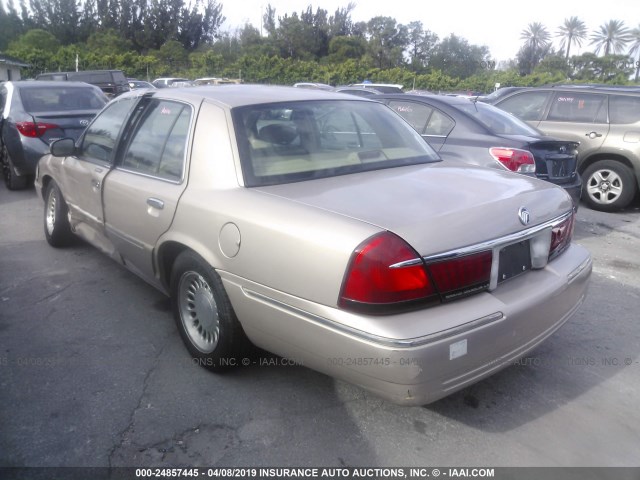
<box><xmin>16</xmin><ymin>121</ymin><xmax>60</xmax><ymax>138</ymax></box>
<box><xmin>490</xmin><ymin>147</ymin><xmax>536</xmax><ymax>174</ymax></box>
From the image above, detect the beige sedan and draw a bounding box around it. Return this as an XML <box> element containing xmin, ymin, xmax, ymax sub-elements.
<box><xmin>35</xmin><ymin>86</ymin><xmax>592</xmax><ymax>405</ymax></box>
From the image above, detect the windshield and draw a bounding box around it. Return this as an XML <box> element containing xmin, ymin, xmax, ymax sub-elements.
<box><xmin>233</xmin><ymin>100</ymin><xmax>440</xmax><ymax>186</ymax></box>
<box><xmin>456</xmin><ymin>101</ymin><xmax>541</xmax><ymax>136</ymax></box>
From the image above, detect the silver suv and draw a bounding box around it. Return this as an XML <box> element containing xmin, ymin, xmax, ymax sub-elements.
<box><xmin>492</xmin><ymin>85</ymin><xmax>640</xmax><ymax>211</ymax></box>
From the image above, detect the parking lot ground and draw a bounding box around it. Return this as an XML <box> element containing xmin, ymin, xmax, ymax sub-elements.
<box><xmin>1</xmin><ymin>183</ymin><xmax>639</xmax><ymax>467</ymax></box>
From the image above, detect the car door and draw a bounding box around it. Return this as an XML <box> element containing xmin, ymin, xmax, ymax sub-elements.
<box><xmin>536</xmin><ymin>92</ymin><xmax>609</xmax><ymax>157</ymax></box>
<box><xmin>385</xmin><ymin>99</ymin><xmax>454</xmax><ymax>151</ymax></box>
<box><xmin>495</xmin><ymin>90</ymin><xmax>552</xmax><ymax>126</ymax></box>
<box><xmin>58</xmin><ymin>96</ymin><xmax>137</xmax><ymax>253</ymax></box>
<box><xmin>102</xmin><ymin>97</ymin><xmax>193</xmax><ymax>284</ymax></box>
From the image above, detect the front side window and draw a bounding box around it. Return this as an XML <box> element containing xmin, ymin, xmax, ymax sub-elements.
<box><xmin>120</xmin><ymin>99</ymin><xmax>191</xmax><ymax>181</ymax></box>
<box><xmin>497</xmin><ymin>91</ymin><xmax>550</xmax><ymax>121</ymax></box>
<box><xmin>78</xmin><ymin>97</ymin><xmax>135</xmax><ymax>163</ymax></box>
<box><xmin>546</xmin><ymin>93</ymin><xmax>607</xmax><ymax>123</ymax></box>
<box><xmin>234</xmin><ymin>100</ymin><xmax>440</xmax><ymax>186</ymax></box>
<box><xmin>387</xmin><ymin>100</ymin><xmax>433</xmax><ymax>134</ymax></box>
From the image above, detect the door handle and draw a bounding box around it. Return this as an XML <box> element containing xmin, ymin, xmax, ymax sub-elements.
<box><xmin>146</xmin><ymin>197</ymin><xmax>164</xmax><ymax>210</ymax></box>
<box><xmin>585</xmin><ymin>131</ymin><xmax>603</xmax><ymax>139</ymax></box>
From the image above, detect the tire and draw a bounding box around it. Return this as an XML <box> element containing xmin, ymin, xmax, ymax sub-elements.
<box><xmin>44</xmin><ymin>181</ymin><xmax>74</xmax><ymax>247</ymax></box>
<box><xmin>170</xmin><ymin>251</ymin><xmax>248</xmax><ymax>370</ymax></box>
<box><xmin>2</xmin><ymin>145</ymin><xmax>29</xmax><ymax>190</ymax></box>
<box><xmin>582</xmin><ymin>160</ymin><xmax>637</xmax><ymax>212</ymax></box>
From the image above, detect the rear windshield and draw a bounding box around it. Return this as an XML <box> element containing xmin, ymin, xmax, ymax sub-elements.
<box><xmin>20</xmin><ymin>87</ymin><xmax>107</xmax><ymax>112</ymax></box>
<box><xmin>456</xmin><ymin>101</ymin><xmax>541</xmax><ymax>136</ymax></box>
<box><xmin>233</xmin><ymin>100</ymin><xmax>440</xmax><ymax>187</ymax></box>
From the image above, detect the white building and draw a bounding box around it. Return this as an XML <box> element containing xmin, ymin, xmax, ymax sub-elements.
<box><xmin>0</xmin><ymin>55</ymin><xmax>29</xmax><ymax>81</ymax></box>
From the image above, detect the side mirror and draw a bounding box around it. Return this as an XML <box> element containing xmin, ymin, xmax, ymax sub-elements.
<box><xmin>50</xmin><ymin>138</ymin><xmax>76</xmax><ymax>157</ymax></box>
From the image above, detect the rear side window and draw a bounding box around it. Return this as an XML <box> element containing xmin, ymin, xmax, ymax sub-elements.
<box><xmin>546</xmin><ymin>93</ymin><xmax>607</xmax><ymax>123</ymax></box>
<box><xmin>609</xmin><ymin>95</ymin><xmax>640</xmax><ymax>124</ymax></box>
<box><xmin>387</xmin><ymin>101</ymin><xmax>433</xmax><ymax>133</ymax></box>
<box><xmin>387</xmin><ymin>100</ymin><xmax>455</xmax><ymax>136</ymax></box>
<box><xmin>497</xmin><ymin>91</ymin><xmax>549</xmax><ymax>121</ymax></box>
<box><xmin>20</xmin><ymin>87</ymin><xmax>106</xmax><ymax>112</ymax></box>
<box><xmin>425</xmin><ymin>110</ymin><xmax>455</xmax><ymax>136</ymax></box>
<box><xmin>120</xmin><ymin>99</ymin><xmax>191</xmax><ymax>181</ymax></box>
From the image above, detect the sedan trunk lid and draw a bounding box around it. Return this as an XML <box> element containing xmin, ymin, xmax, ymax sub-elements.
<box><xmin>255</xmin><ymin>162</ymin><xmax>573</xmax><ymax>256</ymax></box>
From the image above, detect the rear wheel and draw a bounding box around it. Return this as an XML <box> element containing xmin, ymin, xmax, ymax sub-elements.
<box><xmin>170</xmin><ymin>251</ymin><xmax>248</xmax><ymax>370</ymax></box>
<box><xmin>44</xmin><ymin>181</ymin><xmax>74</xmax><ymax>247</ymax></box>
<box><xmin>582</xmin><ymin>160</ymin><xmax>637</xmax><ymax>212</ymax></box>
<box><xmin>2</xmin><ymin>145</ymin><xmax>29</xmax><ymax>190</ymax></box>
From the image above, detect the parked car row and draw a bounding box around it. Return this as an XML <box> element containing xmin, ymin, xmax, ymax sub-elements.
<box><xmin>34</xmin><ymin>85</ymin><xmax>591</xmax><ymax>405</ymax></box>
<box><xmin>485</xmin><ymin>84</ymin><xmax>640</xmax><ymax>211</ymax></box>
<box><xmin>325</xmin><ymin>81</ymin><xmax>640</xmax><ymax>212</ymax></box>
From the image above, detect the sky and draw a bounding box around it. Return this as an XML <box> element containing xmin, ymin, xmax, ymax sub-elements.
<box><xmin>218</xmin><ymin>0</ymin><xmax>640</xmax><ymax>63</ymax></box>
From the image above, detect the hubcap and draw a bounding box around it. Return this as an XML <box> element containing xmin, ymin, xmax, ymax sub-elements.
<box><xmin>178</xmin><ymin>271</ymin><xmax>220</xmax><ymax>353</ymax></box>
<box><xmin>586</xmin><ymin>169</ymin><xmax>623</xmax><ymax>205</ymax></box>
<box><xmin>46</xmin><ymin>188</ymin><xmax>57</xmax><ymax>235</ymax></box>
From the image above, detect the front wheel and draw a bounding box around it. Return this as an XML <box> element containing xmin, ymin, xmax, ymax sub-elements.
<box><xmin>582</xmin><ymin>160</ymin><xmax>637</xmax><ymax>212</ymax></box>
<box><xmin>44</xmin><ymin>181</ymin><xmax>74</xmax><ymax>247</ymax></box>
<box><xmin>170</xmin><ymin>251</ymin><xmax>248</xmax><ymax>370</ymax></box>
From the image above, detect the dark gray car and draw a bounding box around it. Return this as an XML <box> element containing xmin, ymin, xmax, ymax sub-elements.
<box><xmin>0</xmin><ymin>81</ymin><xmax>107</xmax><ymax>190</ymax></box>
<box><xmin>376</xmin><ymin>94</ymin><xmax>582</xmax><ymax>205</ymax></box>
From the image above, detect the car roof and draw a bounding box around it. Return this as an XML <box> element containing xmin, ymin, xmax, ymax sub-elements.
<box><xmin>375</xmin><ymin>93</ymin><xmax>475</xmax><ymax>107</ymax></box>
<box><xmin>131</xmin><ymin>84</ymin><xmax>369</xmax><ymax>108</ymax></box>
<box><xmin>6</xmin><ymin>80</ymin><xmax>103</xmax><ymax>89</ymax></box>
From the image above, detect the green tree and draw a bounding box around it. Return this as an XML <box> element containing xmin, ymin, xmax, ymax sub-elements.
<box><xmin>87</xmin><ymin>29</ymin><xmax>134</xmax><ymax>55</ymax></box>
<box><xmin>28</xmin><ymin>0</ymin><xmax>82</xmax><ymax>44</ymax></box>
<box><xmin>327</xmin><ymin>35</ymin><xmax>366</xmax><ymax>63</ymax></box>
<box><xmin>590</xmin><ymin>20</ymin><xmax>630</xmax><ymax>56</ymax></box>
<box><xmin>518</xmin><ymin>22</ymin><xmax>551</xmax><ymax>74</ymax></box>
<box><xmin>406</xmin><ymin>21</ymin><xmax>438</xmax><ymax>72</ymax></box>
<box><xmin>6</xmin><ymin>29</ymin><xmax>60</xmax><ymax>75</ymax></box>
<box><xmin>429</xmin><ymin>34</ymin><xmax>491</xmax><ymax>79</ymax></box>
<box><xmin>628</xmin><ymin>25</ymin><xmax>640</xmax><ymax>81</ymax></box>
<box><xmin>0</xmin><ymin>0</ymin><xmax>24</xmax><ymax>51</ymax></box>
<box><xmin>365</xmin><ymin>16</ymin><xmax>408</xmax><ymax>69</ymax></box>
<box><xmin>557</xmin><ymin>17</ymin><xmax>587</xmax><ymax>60</ymax></box>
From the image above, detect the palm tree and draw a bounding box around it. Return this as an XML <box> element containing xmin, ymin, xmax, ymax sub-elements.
<box><xmin>590</xmin><ymin>19</ymin><xmax>630</xmax><ymax>56</ymax></box>
<box><xmin>521</xmin><ymin>22</ymin><xmax>551</xmax><ymax>51</ymax></box>
<box><xmin>519</xmin><ymin>22</ymin><xmax>551</xmax><ymax>74</ymax></box>
<box><xmin>557</xmin><ymin>16</ymin><xmax>587</xmax><ymax>60</ymax></box>
<box><xmin>629</xmin><ymin>25</ymin><xmax>640</xmax><ymax>81</ymax></box>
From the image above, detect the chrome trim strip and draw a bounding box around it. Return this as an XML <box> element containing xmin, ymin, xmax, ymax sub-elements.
<box><xmin>243</xmin><ymin>289</ymin><xmax>504</xmax><ymax>348</ymax></box>
<box><xmin>391</xmin><ymin>211</ymin><xmax>572</xmax><ymax>269</ymax></box>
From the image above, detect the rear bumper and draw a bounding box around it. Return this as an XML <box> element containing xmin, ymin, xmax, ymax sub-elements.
<box><xmin>6</xmin><ymin>138</ymin><xmax>49</xmax><ymax>176</ymax></box>
<box><xmin>222</xmin><ymin>243</ymin><xmax>592</xmax><ymax>406</ymax></box>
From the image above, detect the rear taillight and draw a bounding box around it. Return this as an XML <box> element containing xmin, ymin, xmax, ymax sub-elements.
<box><xmin>549</xmin><ymin>211</ymin><xmax>575</xmax><ymax>260</ymax></box>
<box><xmin>16</xmin><ymin>121</ymin><xmax>59</xmax><ymax>138</ymax></box>
<box><xmin>339</xmin><ymin>232</ymin><xmax>493</xmax><ymax>313</ymax></box>
<box><xmin>490</xmin><ymin>147</ymin><xmax>536</xmax><ymax>174</ymax></box>
<box><xmin>339</xmin><ymin>232</ymin><xmax>437</xmax><ymax>311</ymax></box>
